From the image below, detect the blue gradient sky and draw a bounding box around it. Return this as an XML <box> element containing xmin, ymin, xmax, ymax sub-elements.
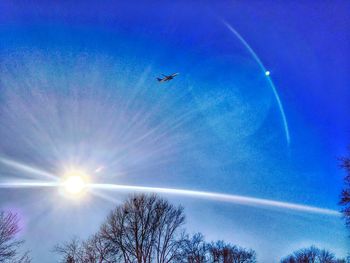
<box><xmin>0</xmin><ymin>1</ymin><xmax>349</xmax><ymax>262</ymax></box>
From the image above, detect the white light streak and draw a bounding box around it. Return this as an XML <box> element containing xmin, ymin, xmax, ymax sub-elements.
<box><xmin>89</xmin><ymin>183</ymin><xmax>339</xmax><ymax>216</ymax></box>
<box><xmin>0</xmin><ymin>180</ymin><xmax>339</xmax><ymax>216</ymax></box>
<box><xmin>0</xmin><ymin>157</ymin><xmax>58</xmax><ymax>181</ymax></box>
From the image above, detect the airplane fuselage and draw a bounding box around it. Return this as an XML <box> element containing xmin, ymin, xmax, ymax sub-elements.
<box><xmin>157</xmin><ymin>73</ymin><xmax>179</xmax><ymax>82</ymax></box>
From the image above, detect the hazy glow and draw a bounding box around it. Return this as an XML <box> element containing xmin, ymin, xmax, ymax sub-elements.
<box><xmin>265</xmin><ymin>71</ymin><xmax>271</xmax><ymax>76</ymax></box>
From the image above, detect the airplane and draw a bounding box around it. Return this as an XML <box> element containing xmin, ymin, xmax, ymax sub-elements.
<box><xmin>156</xmin><ymin>73</ymin><xmax>179</xmax><ymax>82</ymax></box>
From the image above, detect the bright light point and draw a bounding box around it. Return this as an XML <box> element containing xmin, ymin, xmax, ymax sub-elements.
<box><xmin>64</xmin><ymin>176</ymin><xmax>85</xmax><ymax>194</ymax></box>
<box><xmin>265</xmin><ymin>70</ymin><xmax>270</xmax><ymax>76</ymax></box>
<box><xmin>61</xmin><ymin>171</ymin><xmax>89</xmax><ymax>197</ymax></box>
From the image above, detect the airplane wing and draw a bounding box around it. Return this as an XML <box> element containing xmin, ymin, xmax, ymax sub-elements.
<box><xmin>157</xmin><ymin>73</ymin><xmax>179</xmax><ymax>82</ymax></box>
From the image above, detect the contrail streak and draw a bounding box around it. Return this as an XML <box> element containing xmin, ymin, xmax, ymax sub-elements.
<box><xmin>0</xmin><ymin>157</ymin><xmax>58</xmax><ymax>181</ymax></box>
<box><xmin>223</xmin><ymin>21</ymin><xmax>291</xmax><ymax>145</ymax></box>
<box><xmin>89</xmin><ymin>183</ymin><xmax>339</xmax><ymax>216</ymax></box>
<box><xmin>0</xmin><ymin>180</ymin><xmax>338</xmax><ymax>216</ymax></box>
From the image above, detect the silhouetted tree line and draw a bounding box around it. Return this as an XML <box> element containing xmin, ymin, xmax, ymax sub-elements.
<box><xmin>339</xmin><ymin>151</ymin><xmax>350</xmax><ymax>262</ymax></box>
<box><xmin>0</xmin><ymin>194</ymin><xmax>349</xmax><ymax>262</ymax></box>
<box><xmin>54</xmin><ymin>194</ymin><xmax>256</xmax><ymax>263</ymax></box>
<box><xmin>53</xmin><ymin>194</ymin><xmax>348</xmax><ymax>263</ymax></box>
<box><xmin>340</xmin><ymin>154</ymin><xmax>350</xmax><ymax>229</ymax></box>
<box><xmin>281</xmin><ymin>246</ymin><xmax>348</xmax><ymax>263</ymax></box>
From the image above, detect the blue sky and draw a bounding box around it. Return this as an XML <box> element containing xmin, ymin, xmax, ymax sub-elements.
<box><xmin>0</xmin><ymin>1</ymin><xmax>349</xmax><ymax>262</ymax></box>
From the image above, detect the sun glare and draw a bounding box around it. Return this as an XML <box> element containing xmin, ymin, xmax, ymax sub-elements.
<box><xmin>62</xmin><ymin>171</ymin><xmax>88</xmax><ymax>196</ymax></box>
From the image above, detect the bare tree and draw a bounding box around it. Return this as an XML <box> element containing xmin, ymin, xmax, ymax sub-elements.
<box><xmin>295</xmin><ymin>246</ymin><xmax>319</xmax><ymax>263</ymax></box>
<box><xmin>280</xmin><ymin>246</ymin><xmax>345</xmax><ymax>263</ymax></box>
<box><xmin>54</xmin><ymin>237</ymin><xmax>84</xmax><ymax>263</ymax></box>
<box><xmin>318</xmin><ymin>249</ymin><xmax>338</xmax><ymax>263</ymax></box>
<box><xmin>0</xmin><ymin>211</ymin><xmax>30</xmax><ymax>263</ymax></box>
<box><xmin>230</xmin><ymin>246</ymin><xmax>256</xmax><ymax>263</ymax></box>
<box><xmin>340</xmin><ymin>155</ymin><xmax>350</xmax><ymax>228</ymax></box>
<box><xmin>54</xmin><ymin>235</ymin><xmax>119</xmax><ymax>263</ymax></box>
<box><xmin>183</xmin><ymin>233</ymin><xmax>208</xmax><ymax>263</ymax></box>
<box><xmin>84</xmin><ymin>234</ymin><xmax>120</xmax><ymax>263</ymax></box>
<box><xmin>99</xmin><ymin>194</ymin><xmax>185</xmax><ymax>263</ymax></box>
<box><xmin>154</xmin><ymin>198</ymin><xmax>186</xmax><ymax>263</ymax></box>
<box><xmin>208</xmin><ymin>241</ymin><xmax>256</xmax><ymax>263</ymax></box>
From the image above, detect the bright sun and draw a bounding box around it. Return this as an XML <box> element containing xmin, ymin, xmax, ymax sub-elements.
<box><xmin>62</xmin><ymin>171</ymin><xmax>88</xmax><ymax>196</ymax></box>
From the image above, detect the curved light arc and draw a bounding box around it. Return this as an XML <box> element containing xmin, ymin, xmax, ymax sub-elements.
<box><xmin>223</xmin><ymin>21</ymin><xmax>291</xmax><ymax>145</ymax></box>
<box><xmin>90</xmin><ymin>183</ymin><xmax>338</xmax><ymax>216</ymax></box>
<box><xmin>0</xmin><ymin>181</ymin><xmax>339</xmax><ymax>216</ymax></box>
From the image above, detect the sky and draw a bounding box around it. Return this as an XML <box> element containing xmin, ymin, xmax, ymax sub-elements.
<box><xmin>0</xmin><ymin>1</ymin><xmax>349</xmax><ymax>262</ymax></box>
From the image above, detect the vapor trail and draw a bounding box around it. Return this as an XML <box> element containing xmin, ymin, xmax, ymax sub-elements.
<box><xmin>0</xmin><ymin>179</ymin><xmax>338</xmax><ymax>216</ymax></box>
<box><xmin>89</xmin><ymin>183</ymin><xmax>339</xmax><ymax>216</ymax></box>
<box><xmin>223</xmin><ymin>21</ymin><xmax>291</xmax><ymax>145</ymax></box>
